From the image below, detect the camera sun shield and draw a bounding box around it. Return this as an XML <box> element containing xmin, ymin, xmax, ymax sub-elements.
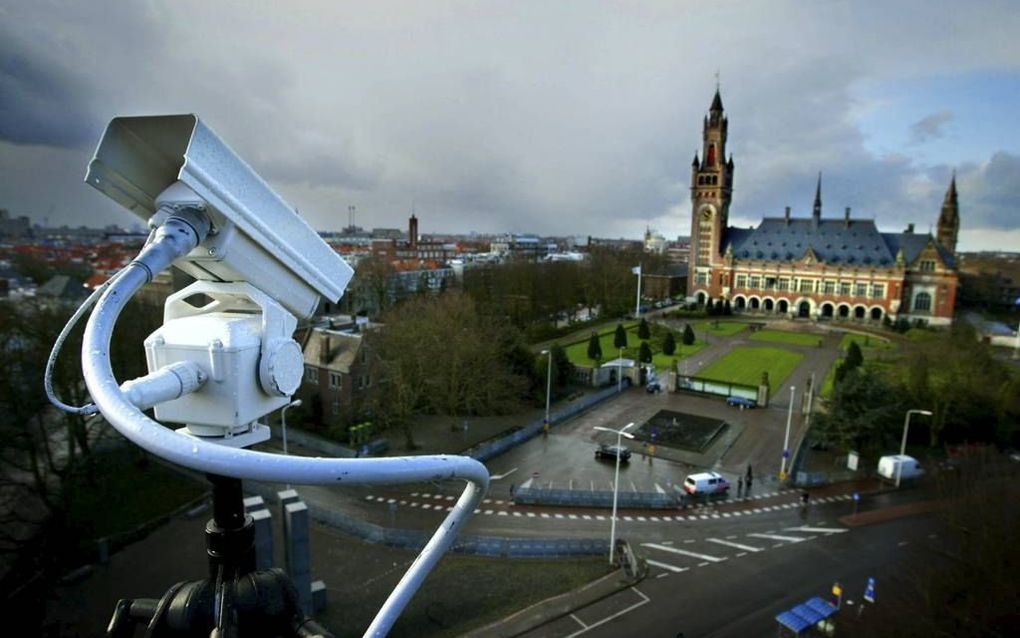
<box><xmin>84</xmin><ymin>114</ymin><xmax>353</xmax><ymax>319</ymax></box>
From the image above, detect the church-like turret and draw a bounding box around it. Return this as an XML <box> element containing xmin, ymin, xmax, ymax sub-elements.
<box><xmin>936</xmin><ymin>174</ymin><xmax>959</xmax><ymax>256</ymax></box>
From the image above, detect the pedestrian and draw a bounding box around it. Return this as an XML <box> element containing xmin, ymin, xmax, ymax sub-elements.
<box><xmin>746</xmin><ymin>476</ymin><xmax>753</xmax><ymax>494</ymax></box>
<box><xmin>746</xmin><ymin>464</ymin><xmax>753</xmax><ymax>482</ymax></box>
<box><xmin>737</xmin><ymin>477</ymin><xmax>743</xmax><ymax>497</ymax></box>
<box><xmin>801</xmin><ymin>491</ymin><xmax>810</xmax><ymax>506</ymax></box>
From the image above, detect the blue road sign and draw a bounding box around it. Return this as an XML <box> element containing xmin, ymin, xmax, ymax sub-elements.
<box><xmin>864</xmin><ymin>577</ymin><xmax>876</xmax><ymax>603</ymax></box>
<box><xmin>853</xmin><ymin>492</ymin><xmax>860</xmax><ymax>501</ymax></box>
<box><xmin>782</xmin><ymin>449</ymin><xmax>790</xmax><ymax>458</ymax></box>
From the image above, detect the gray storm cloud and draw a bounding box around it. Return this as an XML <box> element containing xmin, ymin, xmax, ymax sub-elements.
<box><xmin>0</xmin><ymin>0</ymin><xmax>1017</xmax><ymax>249</ymax></box>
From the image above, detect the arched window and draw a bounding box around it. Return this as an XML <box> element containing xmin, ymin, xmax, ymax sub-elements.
<box><xmin>706</xmin><ymin>144</ymin><xmax>716</xmax><ymax>166</ymax></box>
<box><xmin>914</xmin><ymin>292</ymin><xmax>932</xmax><ymax>312</ymax></box>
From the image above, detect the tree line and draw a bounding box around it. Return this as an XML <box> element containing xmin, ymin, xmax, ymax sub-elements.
<box><xmin>814</xmin><ymin>325</ymin><xmax>1020</xmax><ymax>454</ymax></box>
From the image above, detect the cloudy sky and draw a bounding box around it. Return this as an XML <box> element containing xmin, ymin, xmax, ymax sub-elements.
<box><xmin>1</xmin><ymin>1</ymin><xmax>1018</xmax><ymax>250</ymax></box>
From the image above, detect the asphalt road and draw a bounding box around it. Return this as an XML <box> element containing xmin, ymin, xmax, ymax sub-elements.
<box><xmin>517</xmin><ymin>496</ymin><xmax>942</xmax><ymax>638</ymax></box>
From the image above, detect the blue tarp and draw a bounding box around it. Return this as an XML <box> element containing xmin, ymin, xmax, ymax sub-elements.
<box><xmin>775</xmin><ymin>596</ymin><xmax>836</xmax><ymax>634</ymax></box>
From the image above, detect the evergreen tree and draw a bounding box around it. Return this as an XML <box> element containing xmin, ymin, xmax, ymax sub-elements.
<box><xmin>723</xmin><ymin>299</ymin><xmax>732</xmax><ymax>315</ymax></box>
<box><xmin>845</xmin><ymin>341</ymin><xmax>864</xmax><ymax>371</ymax></box>
<box><xmin>550</xmin><ymin>343</ymin><xmax>573</xmax><ymax>388</ymax></box>
<box><xmin>587</xmin><ymin>332</ymin><xmax>603</xmax><ymax>361</ymax></box>
<box><xmin>637</xmin><ymin>318</ymin><xmax>650</xmax><ymax>340</ymax></box>
<box><xmin>705</xmin><ymin>298</ymin><xmax>715</xmax><ymax>314</ymax></box>
<box><xmin>662</xmin><ymin>331</ymin><xmax>677</xmax><ymax>356</ymax></box>
<box><xmin>614</xmin><ymin>323</ymin><xmax>628</xmax><ymax>349</ymax></box>
<box><xmin>682</xmin><ymin>323</ymin><xmax>695</xmax><ymax>346</ymax></box>
<box><xmin>638</xmin><ymin>341</ymin><xmax>653</xmax><ymax>363</ymax></box>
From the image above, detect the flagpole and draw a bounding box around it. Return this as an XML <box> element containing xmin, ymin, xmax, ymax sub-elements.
<box><xmin>634</xmin><ymin>265</ymin><xmax>642</xmax><ymax>318</ymax></box>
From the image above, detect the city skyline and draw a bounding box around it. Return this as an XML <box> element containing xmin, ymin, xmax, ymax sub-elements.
<box><xmin>1</xmin><ymin>1</ymin><xmax>1018</xmax><ymax>250</ymax></box>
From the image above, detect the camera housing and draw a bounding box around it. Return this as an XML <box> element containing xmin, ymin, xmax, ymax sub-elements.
<box><xmin>84</xmin><ymin>114</ymin><xmax>353</xmax><ymax>319</ymax></box>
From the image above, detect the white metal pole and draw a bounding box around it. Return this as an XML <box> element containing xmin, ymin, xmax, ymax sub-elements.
<box><xmin>543</xmin><ymin>350</ymin><xmax>552</xmax><ymax>428</ymax></box>
<box><xmin>780</xmin><ymin>386</ymin><xmax>795</xmax><ymax>479</ymax></box>
<box><xmin>281</xmin><ymin>398</ymin><xmax>301</xmax><ymax>458</ymax></box>
<box><xmin>609</xmin><ymin>430</ymin><xmax>622</xmax><ymax>565</ymax></box>
<box><xmin>635</xmin><ymin>267</ymin><xmax>642</xmax><ymax>318</ymax></box>
<box><xmin>898</xmin><ymin>409</ymin><xmax>932</xmax><ymax>487</ymax></box>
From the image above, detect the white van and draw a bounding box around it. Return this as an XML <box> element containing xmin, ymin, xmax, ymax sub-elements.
<box><xmin>877</xmin><ymin>455</ymin><xmax>924</xmax><ymax>480</ymax></box>
<box><xmin>683</xmin><ymin>472</ymin><xmax>730</xmax><ymax>495</ymax></box>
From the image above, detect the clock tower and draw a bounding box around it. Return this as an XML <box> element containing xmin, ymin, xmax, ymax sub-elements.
<box><xmin>688</xmin><ymin>88</ymin><xmax>734</xmax><ymax>298</ymax></box>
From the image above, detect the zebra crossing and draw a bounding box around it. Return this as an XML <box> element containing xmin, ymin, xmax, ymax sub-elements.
<box><xmin>640</xmin><ymin>524</ymin><xmax>848</xmax><ymax>576</ymax></box>
<box><xmin>360</xmin><ymin>491</ymin><xmax>855</xmax><ymax>522</ymax></box>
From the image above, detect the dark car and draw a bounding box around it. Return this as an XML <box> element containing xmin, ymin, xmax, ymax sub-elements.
<box><xmin>726</xmin><ymin>396</ymin><xmax>756</xmax><ymax>408</ymax></box>
<box><xmin>646</xmin><ymin>381</ymin><xmax>662</xmax><ymax>394</ymax></box>
<box><xmin>595</xmin><ymin>444</ymin><xmax>631</xmax><ymax>462</ymax></box>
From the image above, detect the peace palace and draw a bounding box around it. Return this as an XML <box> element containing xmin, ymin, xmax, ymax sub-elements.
<box><xmin>687</xmin><ymin>90</ymin><xmax>959</xmax><ymax>326</ymax></box>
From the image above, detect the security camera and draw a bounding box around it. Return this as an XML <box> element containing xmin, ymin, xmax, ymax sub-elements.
<box><xmin>66</xmin><ymin>115</ymin><xmax>488</xmax><ymax>636</ymax></box>
<box><xmin>85</xmin><ymin>114</ymin><xmax>352</xmax><ymax>319</ymax></box>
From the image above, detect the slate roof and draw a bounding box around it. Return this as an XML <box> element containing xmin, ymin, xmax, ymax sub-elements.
<box><xmin>724</xmin><ymin>218</ymin><xmax>954</xmax><ymax>269</ymax></box>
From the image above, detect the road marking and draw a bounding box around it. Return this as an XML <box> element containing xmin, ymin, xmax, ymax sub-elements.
<box><xmin>596</xmin><ymin>515</ymin><xmax>606</xmax><ymax>521</ymax></box>
<box><xmin>898</xmin><ymin>541</ymin><xmax>909</xmax><ymax>547</ymax></box>
<box><xmin>497</xmin><ymin>511</ymin><xmax>508</xmax><ymax>516</ymax></box>
<box><xmin>565</xmin><ymin>587</ymin><xmax>650</xmax><ymax>638</ymax></box>
<box><xmin>540</xmin><ymin>513</ymin><xmax>549</xmax><ymax>518</ymax></box>
<box><xmin>484</xmin><ymin>509</ymin><xmax>493</xmax><ymax>515</ymax></box>
<box><xmin>684</xmin><ymin>539</ymin><xmax>696</xmax><ymax>544</ymax></box>
<box><xmin>641</xmin><ymin>543</ymin><xmax>727</xmax><ymax>562</ymax></box>
<box><xmin>706</xmin><ymin>538</ymin><xmax>764</xmax><ymax>552</ymax></box>
<box><xmin>637</xmin><ymin>516</ymin><xmax>647</xmax><ymax>522</ymax></box>
<box><xmin>582</xmin><ymin>515</ymin><xmax>591</xmax><ymax>520</ymax></box>
<box><xmin>513</xmin><ymin>512</ymin><xmax>522</xmax><ymax>517</ymax></box>
<box><xmin>570</xmin><ymin>613</ymin><xmax>587</xmax><ymax>629</ymax></box>
<box><xmin>526</xmin><ymin>512</ymin><xmax>536</xmax><ymax>518</ymax></box>
<box><xmin>446</xmin><ymin>495</ymin><xmax>455</xmax><ymax>501</ymax></box>
<box><xmin>736</xmin><ymin>552</ymin><xmax>747</xmax><ymax>557</ymax></box>
<box><xmin>569</xmin><ymin>514</ymin><xmax>578</xmax><ymax>520</ymax></box>
<box><xmin>623</xmin><ymin>516</ymin><xmax>633</xmax><ymax>521</ymax></box>
<box><xmin>420</xmin><ymin>504</ymin><xmax>431</xmax><ymax>510</ymax></box>
<box><xmin>555</xmin><ymin>514</ymin><xmax>564</xmax><ymax>519</ymax></box>
<box><xmin>722</xmin><ymin>513</ymin><xmax>731</xmax><ymax>518</ymax></box>
<box><xmin>785</xmin><ymin>526</ymin><xmax>847</xmax><ymax>534</ymax></box>
<box><xmin>749</xmin><ymin>533</ymin><xmax>807</xmax><ymax>543</ymax></box>
<box><xmin>656</xmin><ymin>572</ymin><xmax>671</xmax><ymax>579</ymax></box>
<box><xmin>387</xmin><ymin>498</ymin><xmax>396</xmax><ymax>504</ymax></box>
<box><xmin>647</xmin><ymin>559</ymin><xmax>688</xmax><ymax>573</ymax></box>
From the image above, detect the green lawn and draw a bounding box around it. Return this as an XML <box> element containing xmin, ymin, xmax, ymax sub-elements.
<box><xmin>820</xmin><ymin>360</ymin><xmax>838</xmax><ymax>398</ymax></box>
<box><xmin>838</xmin><ymin>333</ymin><xmax>894</xmax><ymax>352</ymax></box>
<box><xmin>563</xmin><ymin>322</ymin><xmax>704</xmax><ymax>371</ymax></box>
<box><xmin>749</xmin><ymin>329</ymin><xmax>822</xmax><ymax>347</ymax></box>
<box><xmin>698</xmin><ymin>346</ymin><xmax>803</xmax><ymax>389</ymax></box>
<box><xmin>693</xmin><ymin>320</ymin><xmax>748</xmax><ymax>337</ymax></box>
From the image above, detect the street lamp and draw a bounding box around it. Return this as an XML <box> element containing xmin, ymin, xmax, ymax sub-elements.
<box><xmin>897</xmin><ymin>409</ymin><xmax>933</xmax><ymax>487</ymax></box>
<box><xmin>779</xmin><ymin>386</ymin><xmax>795</xmax><ymax>480</ymax></box>
<box><xmin>594</xmin><ymin>421</ymin><xmax>636</xmax><ymax>565</ymax></box>
<box><xmin>541</xmin><ymin>349</ymin><xmax>552</xmax><ymax>431</ymax></box>
<box><xmin>281</xmin><ymin>398</ymin><xmax>302</xmax><ymax>489</ymax></box>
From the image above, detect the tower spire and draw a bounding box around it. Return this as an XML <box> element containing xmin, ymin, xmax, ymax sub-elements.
<box><xmin>812</xmin><ymin>172</ymin><xmax>822</xmax><ymax>222</ymax></box>
<box><xmin>937</xmin><ymin>171</ymin><xmax>960</xmax><ymax>256</ymax></box>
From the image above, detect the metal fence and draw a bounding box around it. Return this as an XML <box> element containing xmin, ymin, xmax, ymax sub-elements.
<box><xmin>675</xmin><ymin>375</ymin><xmax>758</xmax><ymax>402</ymax></box>
<box><xmin>245</xmin><ymin>482</ymin><xmax>608</xmax><ymax>558</ymax></box>
<box><xmin>513</xmin><ymin>486</ymin><xmax>675</xmax><ymax>509</ymax></box>
<box><xmin>467</xmin><ymin>386</ymin><xmax>621</xmax><ymax>462</ymax></box>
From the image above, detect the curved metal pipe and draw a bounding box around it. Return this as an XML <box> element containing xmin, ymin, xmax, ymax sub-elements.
<box><xmin>81</xmin><ymin>245</ymin><xmax>488</xmax><ymax>637</ymax></box>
